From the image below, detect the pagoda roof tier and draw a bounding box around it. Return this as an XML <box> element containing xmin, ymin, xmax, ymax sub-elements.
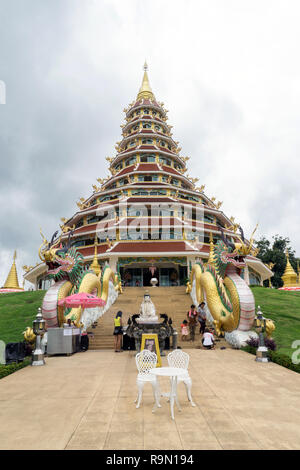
<box><xmin>129</xmin><ymin>98</ymin><xmax>165</xmax><ymax>113</ymax></box>
<box><xmin>122</xmin><ymin>116</ymin><xmax>170</xmax><ymax>134</ymax></box>
<box><xmin>121</xmin><ymin>130</ymin><xmax>175</xmax><ymax>146</ymax></box>
<box><xmin>105</xmin><ymin>240</ymin><xmax>202</xmax><ymax>254</ymax></box>
<box><xmin>111</xmin><ymin>148</ymin><xmax>185</xmax><ymax>167</ymax></box>
<box><xmin>103</xmin><ymin>172</ymin><xmax>194</xmax><ymax>191</ymax></box>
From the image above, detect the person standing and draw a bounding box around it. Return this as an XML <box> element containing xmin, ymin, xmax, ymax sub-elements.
<box><xmin>187</xmin><ymin>305</ymin><xmax>197</xmax><ymax>342</ymax></box>
<box><xmin>197</xmin><ymin>302</ymin><xmax>207</xmax><ymax>334</ymax></box>
<box><xmin>113</xmin><ymin>311</ymin><xmax>123</xmax><ymax>352</ymax></box>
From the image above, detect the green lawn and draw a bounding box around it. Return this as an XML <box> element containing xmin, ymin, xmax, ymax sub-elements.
<box><xmin>251</xmin><ymin>286</ymin><xmax>300</xmax><ymax>358</ymax></box>
<box><xmin>0</xmin><ymin>290</ymin><xmax>46</xmax><ymax>345</ymax></box>
<box><xmin>0</xmin><ymin>288</ymin><xmax>299</xmax><ymax>359</ymax></box>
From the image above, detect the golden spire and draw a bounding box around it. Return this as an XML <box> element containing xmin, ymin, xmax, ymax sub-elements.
<box><xmin>90</xmin><ymin>236</ymin><xmax>101</xmax><ymax>276</ymax></box>
<box><xmin>207</xmin><ymin>233</ymin><xmax>216</xmax><ymax>267</ymax></box>
<box><xmin>3</xmin><ymin>251</ymin><xmax>23</xmax><ymax>290</ymax></box>
<box><xmin>281</xmin><ymin>249</ymin><xmax>298</xmax><ymax>287</ymax></box>
<box><xmin>137</xmin><ymin>61</ymin><xmax>154</xmax><ymax>100</ymax></box>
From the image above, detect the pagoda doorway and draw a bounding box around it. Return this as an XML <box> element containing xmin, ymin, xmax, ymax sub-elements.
<box><xmin>143</xmin><ymin>267</ymin><xmax>159</xmax><ymax>287</ymax></box>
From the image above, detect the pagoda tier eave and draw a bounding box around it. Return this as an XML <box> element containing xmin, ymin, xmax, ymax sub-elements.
<box><xmin>121</xmin><ymin>130</ymin><xmax>176</xmax><ymax>147</ymax></box>
<box><xmin>63</xmin><ymin>200</ymin><xmax>235</xmax><ymax>233</ymax></box>
<box><xmin>126</xmin><ymin>100</ymin><xmax>167</xmax><ymax>117</ymax></box>
<box><xmin>111</xmin><ymin>147</ymin><xmax>183</xmax><ymax>166</ymax></box>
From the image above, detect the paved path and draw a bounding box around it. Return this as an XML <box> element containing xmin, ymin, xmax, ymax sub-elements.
<box><xmin>0</xmin><ymin>349</ymin><xmax>300</xmax><ymax>450</ymax></box>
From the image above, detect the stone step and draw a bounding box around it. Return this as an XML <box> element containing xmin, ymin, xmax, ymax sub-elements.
<box><xmin>87</xmin><ymin>286</ymin><xmax>196</xmax><ymax>350</ymax></box>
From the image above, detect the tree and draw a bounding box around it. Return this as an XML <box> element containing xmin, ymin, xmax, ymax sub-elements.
<box><xmin>255</xmin><ymin>235</ymin><xmax>299</xmax><ymax>288</ymax></box>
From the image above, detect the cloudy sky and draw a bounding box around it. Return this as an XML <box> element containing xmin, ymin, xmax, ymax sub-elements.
<box><xmin>0</xmin><ymin>0</ymin><xmax>299</xmax><ymax>287</ymax></box>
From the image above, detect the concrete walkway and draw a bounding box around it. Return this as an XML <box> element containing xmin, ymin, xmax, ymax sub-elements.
<box><xmin>0</xmin><ymin>349</ymin><xmax>299</xmax><ymax>450</ymax></box>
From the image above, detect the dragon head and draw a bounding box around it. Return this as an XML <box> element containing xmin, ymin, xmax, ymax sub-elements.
<box><xmin>215</xmin><ymin>224</ymin><xmax>259</xmax><ymax>277</ymax></box>
<box><xmin>214</xmin><ymin>241</ymin><xmax>246</xmax><ymax>278</ymax></box>
<box><xmin>39</xmin><ymin>229</ymin><xmax>83</xmax><ymax>283</ymax></box>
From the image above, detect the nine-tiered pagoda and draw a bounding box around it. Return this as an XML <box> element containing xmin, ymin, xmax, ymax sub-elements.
<box><xmin>24</xmin><ymin>64</ymin><xmax>272</xmax><ymax>289</ymax></box>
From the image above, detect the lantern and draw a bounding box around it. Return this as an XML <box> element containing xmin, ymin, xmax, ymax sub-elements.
<box><xmin>32</xmin><ymin>307</ymin><xmax>46</xmax><ymax>366</ymax></box>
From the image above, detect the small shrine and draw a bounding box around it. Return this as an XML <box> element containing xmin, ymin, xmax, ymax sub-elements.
<box><xmin>126</xmin><ymin>292</ymin><xmax>175</xmax><ymax>353</ymax></box>
<box><xmin>0</xmin><ymin>251</ymin><xmax>24</xmax><ymax>294</ymax></box>
<box><xmin>279</xmin><ymin>250</ymin><xmax>300</xmax><ymax>291</ymax></box>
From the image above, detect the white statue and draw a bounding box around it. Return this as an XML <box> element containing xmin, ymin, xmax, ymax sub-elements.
<box><xmin>138</xmin><ymin>292</ymin><xmax>158</xmax><ymax>323</ymax></box>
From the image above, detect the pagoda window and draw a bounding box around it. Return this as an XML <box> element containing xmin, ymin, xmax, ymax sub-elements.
<box><xmin>161</xmin><ymin>157</ymin><xmax>171</xmax><ymax>166</ymax></box>
<box><xmin>125</xmin><ymin>156</ymin><xmax>136</xmax><ymax>166</ymax></box>
<box><xmin>133</xmin><ymin>125</ymin><xmax>139</xmax><ymax>131</ymax></box>
<box><xmin>132</xmin><ymin>190</ymin><xmax>149</xmax><ymax>196</ymax></box>
<box><xmin>75</xmin><ymin>219</ymin><xmax>83</xmax><ymax>228</ymax></box>
<box><xmin>160</xmin><ymin>209</ymin><xmax>174</xmax><ymax>217</ymax></box>
<box><xmin>86</xmin><ymin>214</ymin><xmax>106</xmax><ymax>225</ymax></box>
<box><xmin>142</xmin><ymin>122</ymin><xmax>152</xmax><ymax>129</ymax></box>
<box><xmin>160</xmin><ymin>141</ymin><xmax>166</xmax><ymax>147</ymax></box>
<box><xmin>204</xmin><ymin>214</ymin><xmax>214</xmax><ymax>224</ymax></box>
<box><xmin>140</xmin><ymin>155</ymin><xmax>155</xmax><ymax>162</ymax></box>
<box><xmin>144</xmin><ymin>175</ymin><xmax>152</xmax><ymax>182</ymax></box>
<box><xmin>150</xmin><ymin>189</ymin><xmax>167</xmax><ymax>196</ymax></box>
<box><xmin>154</xmin><ymin>125</ymin><xmax>161</xmax><ymax>131</ymax></box>
<box><xmin>142</xmin><ymin>139</ymin><xmax>153</xmax><ymax>145</ymax></box>
<box><xmin>129</xmin><ymin>141</ymin><xmax>136</xmax><ymax>147</ymax></box>
<box><xmin>168</xmin><ymin>145</ymin><xmax>172</xmax><ymax>150</ymax></box>
<box><xmin>172</xmin><ymin>179</ymin><xmax>179</xmax><ymax>186</ymax></box>
<box><xmin>136</xmin><ymin>110</ymin><xmax>141</xmax><ymax>115</ymax></box>
<box><xmin>143</xmin><ymin>109</ymin><xmax>150</xmax><ymax>114</ymax></box>
<box><xmin>127</xmin><ymin>208</ymin><xmax>142</xmax><ymax>217</ymax></box>
<box><xmin>152</xmin><ymin>111</ymin><xmax>157</xmax><ymax>116</ymax></box>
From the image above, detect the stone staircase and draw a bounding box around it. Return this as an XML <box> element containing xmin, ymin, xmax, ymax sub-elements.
<box><xmin>88</xmin><ymin>286</ymin><xmax>206</xmax><ymax>350</ymax></box>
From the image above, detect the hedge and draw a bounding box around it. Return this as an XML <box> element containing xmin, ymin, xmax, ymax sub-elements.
<box><xmin>0</xmin><ymin>358</ymin><xmax>31</xmax><ymax>380</ymax></box>
<box><xmin>241</xmin><ymin>345</ymin><xmax>300</xmax><ymax>374</ymax></box>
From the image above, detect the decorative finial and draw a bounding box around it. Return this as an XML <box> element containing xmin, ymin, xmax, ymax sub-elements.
<box><xmin>137</xmin><ymin>62</ymin><xmax>154</xmax><ymax>100</ymax></box>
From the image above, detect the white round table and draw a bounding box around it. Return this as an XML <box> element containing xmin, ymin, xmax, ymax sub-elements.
<box><xmin>149</xmin><ymin>367</ymin><xmax>187</xmax><ymax>419</ymax></box>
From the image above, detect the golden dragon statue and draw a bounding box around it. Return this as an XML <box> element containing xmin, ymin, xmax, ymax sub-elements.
<box><xmin>38</xmin><ymin>229</ymin><xmax>121</xmax><ymax>329</ymax></box>
<box><xmin>189</xmin><ymin>225</ymin><xmax>275</xmax><ymax>347</ymax></box>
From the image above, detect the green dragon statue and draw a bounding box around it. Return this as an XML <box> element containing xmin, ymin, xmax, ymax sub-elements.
<box><xmin>38</xmin><ymin>230</ymin><xmax>119</xmax><ymax>328</ymax></box>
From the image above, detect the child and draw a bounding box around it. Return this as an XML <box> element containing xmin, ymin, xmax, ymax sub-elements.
<box><xmin>181</xmin><ymin>320</ymin><xmax>189</xmax><ymax>341</ymax></box>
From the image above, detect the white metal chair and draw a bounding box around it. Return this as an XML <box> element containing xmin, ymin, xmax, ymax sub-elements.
<box><xmin>135</xmin><ymin>349</ymin><xmax>161</xmax><ymax>411</ymax></box>
<box><xmin>167</xmin><ymin>349</ymin><xmax>196</xmax><ymax>406</ymax></box>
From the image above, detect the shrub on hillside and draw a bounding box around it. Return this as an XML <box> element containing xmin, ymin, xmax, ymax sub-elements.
<box><xmin>0</xmin><ymin>359</ymin><xmax>30</xmax><ymax>380</ymax></box>
<box><xmin>241</xmin><ymin>347</ymin><xmax>300</xmax><ymax>374</ymax></box>
<box><xmin>246</xmin><ymin>336</ymin><xmax>277</xmax><ymax>351</ymax></box>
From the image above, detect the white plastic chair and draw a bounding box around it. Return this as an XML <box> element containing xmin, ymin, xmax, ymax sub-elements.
<box><xmin>135</xmin><ymin>349</ymin><xmax>161</xmax><ymax>411</ymax></box>
<box><xmin>167</xmin><ymin>349</ymin><xmax>196</xmax><ymax>406</ymax></box>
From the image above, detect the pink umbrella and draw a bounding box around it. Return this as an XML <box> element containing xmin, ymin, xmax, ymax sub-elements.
<box><xmin>58</xmin><ymin>292</ymin><xmax>106</xmax><ymax>309</ymax></box>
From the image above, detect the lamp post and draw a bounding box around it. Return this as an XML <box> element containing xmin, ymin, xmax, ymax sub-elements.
<box><xmin>254</xmin><ymin>306</ymin><xmax>269</xmax><ymax>363</ymax></box>
<box><xmin>32</xmin><ymin>307</ymin><xmax>46</xmax><ymax>366</ymax></box>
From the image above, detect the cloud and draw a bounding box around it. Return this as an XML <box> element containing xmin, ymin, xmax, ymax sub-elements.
<box><xmin>0</xmin><ymin>0</ymin><xmax>299</xmax><ymax>286</ymax></box>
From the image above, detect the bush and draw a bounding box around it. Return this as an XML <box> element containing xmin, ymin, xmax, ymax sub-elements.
<box><xmin>0</xmin><ymin>359</ymin><xmax>30</xmax><ymax>380</ymax></box>
<box><xmin>241</xmin><ymin>347</ymin><xmax>300</xmax><ymax>374</ymax></box>
<box><xmin>246</xmin><ymin>336</ymin><xmax>277</xmax><ymax>351</ymax></box>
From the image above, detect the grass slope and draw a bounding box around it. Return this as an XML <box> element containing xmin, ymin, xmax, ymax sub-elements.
<box><xmin>251</xmin><ymin>287</ymin><xmax>300</xmax><ymax>357</ymax></box>
<box><xmin>0</xmin><ymin>288</ymin><xmax>299</xmax><ymax>358</ymax></box>
<box><xmin>0</xmin><ymin>291</ymin><xmax>46</xmax><ymax>344</ymax></box>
